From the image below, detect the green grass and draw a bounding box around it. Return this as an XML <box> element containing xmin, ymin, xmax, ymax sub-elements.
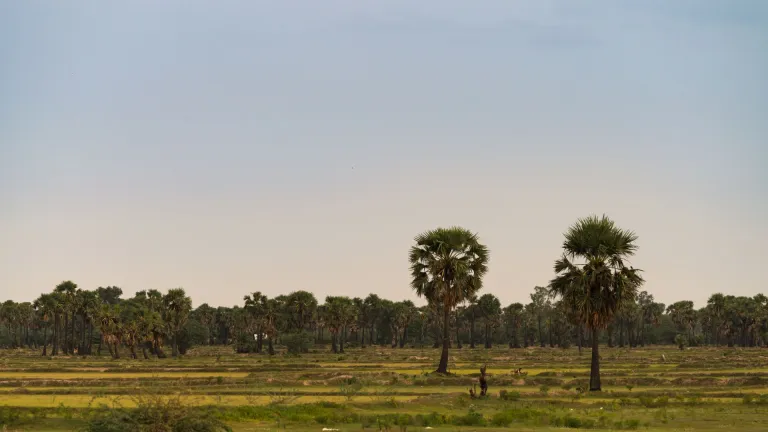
<box><xmin>1</xmin><ymin>345</ymin><xmax>768</xmax><ymax>430</ymax></box>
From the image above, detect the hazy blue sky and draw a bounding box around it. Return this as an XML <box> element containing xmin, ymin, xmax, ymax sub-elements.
<box><xmin>2</xmin><ymin>1</ymin><xmax>766</xmax><ymax>308</ymax></box>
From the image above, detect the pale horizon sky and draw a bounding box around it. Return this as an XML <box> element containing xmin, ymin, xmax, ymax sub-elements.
<box><xmin>2</xmin><ymin>1</ymin><xmax>766</xmax><ymax>309</ymax></box>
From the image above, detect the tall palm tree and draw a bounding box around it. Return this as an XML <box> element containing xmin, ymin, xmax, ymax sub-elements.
<box><xmin>244</xmin><ymin>292</ymin><xmax>267</xmax><ymax>352</ymax></box>
<box><xmin>286</xmin><ymin>291</ymin><xmax>318</xmax><ymax>332</ymax></box>
<box><xmin>706</xmin><ymin>293</ymin><xmax>727</xmax><ymax>346</ymax></box>
<box><xmin>465</xmin><ymin>294</ymin><xmax>479</xmax><ymax>349</ymax></box>
<box><xmin>325</xmin><ymin>296</ymin><xmax>356</xmax><ymax>353</ymax></box>
<box><xmin>548</xmin><ymin>215</ymin><xmax>643</xmax><ymax>391</ymax></box>
<box><xmin>162</xmin><ymin>288</ymin><xmax>192</xmax><ymax>357</ymax></box>
<box><xmin>34</xmin><ymin>294</ymin><xmax>58</xmax><ymax>356</ymax></box>
<box><xmin>666</xmin><ymin>301</ymin><xmax>696</xmax><ymax>343</ymax></box>
<box><xmin>261</xmin><ymin>297</ymin><xmax>280</xmax><ymax>355</ymax></box>
<box><xmin>363</xmin><ymin>294</ymin><xmax>382</xmax><ymax>346</ymax></box>
<box><xmin>409</xmin><ymin>226</ymin><xmax>489</xmax><ymax>374</ymax></box>
<box><xmin>195</xmin><ymin>303</ymin><xmax>216</xmax><ymax>345</ymax></box>
<box><xmin>477</xmin><ymin>294</ymin><xmax>501</xmax><ymax>348</ymax></box>
<box><xmin>529</xmin><ymin>286</ymin><xmax>550</xmax><ymax>347</ymax></box>
<box><xmin>503</xmin><ymin>303</ymin><xmax>524</xmax><ymax>348</ymax></box>
<box><xmin>55</xmin><ymin>281</ymin><xmax>78</xmax><ymax>354</ymax></box>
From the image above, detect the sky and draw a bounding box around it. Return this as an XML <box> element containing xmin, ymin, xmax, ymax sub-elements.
<box><xmin>1</xmin><ymin>1</ymin><xmax>766</xmax><ymax>309</ymax></box>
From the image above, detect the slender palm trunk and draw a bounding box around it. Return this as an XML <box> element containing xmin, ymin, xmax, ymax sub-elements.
<box><xmin>469</xmin><ymin>312</ymin><xmax>476</xmax><ymax>349</ymax></box>
<box><xmin>538</xmin><ymin>317</ymin><xmax>544</xmax><ymax>347</ymax></box>
<box><xmin>456</xmin><ymin>323</ymin><xmax>462</xmax><ymax>349</ymax></box>
<box><xmin>41</xmin><ymin>326</ymin><xmax>48</xmax><ymax>356</ymax></box>
<box><xmin>62</xmin><ymin>314</ymin><xmax>69</xmax><ymax>354</ymax></box>
<box><xmin>618</xmin><ymin>319</ymin><xmax>625</xmax><ymax>348</ymax></box>
<box><xmin>172</xmin><ymin>334</ymin><xmax>179</xmax><ymax>357</ymax></box>
<box><xmin>548</xmin><ymin>318</ymin><xmax>553</xmax><ymax>348</ymax></box>
<box><xmin>69</xmin><ymin>312</ymin><xmax>76</xmax><ymax>354</ymax></box>
<box><xmin>268</xmin><ymin>337</ymin><xmax>275</xmax><ymax>355</ymax></box>
<box><xmin>87</xmin><ymin>323</ymin><xmax>94</xmax><ymax>354</ymax></box>
<box><xmin>589</xmin><ymin>328</ymin><xmax>601</xmax><ymax>391</ymax></box>
<box><xmin>513</xmin><ymin>323</ymin><xmax>520</xmax><ymax>348</ymax></box>
<box><xmin>52</xmin><ymin>315</ymin><xmax>59</xmax><ymax>355</ymax></box>
<box><xmin>436</xmin><ymin>306</ymin><xmax>450</xmax><ymax>373</ymax></box>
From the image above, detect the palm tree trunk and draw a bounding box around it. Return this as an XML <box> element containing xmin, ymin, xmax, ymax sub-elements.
<box><xmin>513</xmin><ymin>323</ymin><xmax>520</xmax><ymax>349</ymax></box>
<box><xmin>70</xmin><ymin>312</ymin><xmax>76</xmax><ymax>354</ymax></box>
<box><xmin>548</xmin><ymin>318</ymin><xmax>554</xmax><ymax>348</ymax></box>
<box><xmin>607</xmin><ymin>325</ymin><xmax>614</xmax><ymax>348</ymax></box>
<box><xmin>589</xmin><ymin>328</ymin><xmax>601</xmax><ymax>391</ymax></box>
<box><xmin>538</xmin><ymin>317</ymin><xmax>544</xmax><ymax>348</ymax></box>
<box><xmin>171</xmin><ymin>334</ymin><xmax>179</xmax><ymax>357</ymax></box>
<box><xmin>456</xmin><ymin>324</ymin><xmax>462</xmax><ymax>349</ymax></box>
<box><xmin>618</xmin><ymin>319</ymin><xmax>625</xmax><ymax>348</ymax></box>
<box><xmin>436</xmin><ymin>306</ymin><xmax>450</xmax><ymax>374</ymax></box>
<box><xmin>470</xmin><ymin>312</ymin><xmax>476</xmax><ymax>349</ymax></box>
<box><xmin>400</xmin><ymin>327</ymin><xmax>408</xmax><ymax>348</ymax></box>
<box><xmin>361</xmin><ymin>328</ymin><xmax>366</xmax><ymax>348</ymax></box>
<box><xmin>87</xmin><ymin>323</ymin><xmax>94</xmax><ymax>354</ymax></box>
<box><xmin>41</xmin><ymin>326</ymin><xmax>48</xmax><ymax>356</ymax></box>
<box><xmin>577</xmin><ymin>325</ymin><xmax>583</xmax><ymax>355</ymax></box>
<box><xmin>268</xmin><ymin>337</ymin><xmax>275</xmax><ymax>355</ymax></box>
<box><xmin>62</xmin><ymin>314</ymin><xmax>69</xmax><ymax>354</ymax></box>
<box><xmin>52</xmin><ymin>315</ymin><xmax>59</xmax><ymax>355</ymax></box>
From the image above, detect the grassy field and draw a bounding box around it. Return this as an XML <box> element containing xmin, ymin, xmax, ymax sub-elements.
<box><xmin>1</xmin><ymin>345</ymin><xmax>768</xmax><ymax>431</ymax></box>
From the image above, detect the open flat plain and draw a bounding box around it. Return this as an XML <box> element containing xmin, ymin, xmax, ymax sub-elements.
<box><xmin>1</xmin><ymin>346</ymin><xmax>768</xmax><ymax>431</ymax></box>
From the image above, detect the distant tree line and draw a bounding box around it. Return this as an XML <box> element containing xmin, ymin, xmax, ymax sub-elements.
<box><xmin>1</xmin><ymin>283</ymin><xmax>765</xmax><ymax>356</ymax></box>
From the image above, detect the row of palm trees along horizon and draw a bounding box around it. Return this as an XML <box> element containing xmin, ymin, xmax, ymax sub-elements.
<box><xmin>1</xmin><ymin>215</ymin><xmax>766</xmax><ymax>392</ymax></box>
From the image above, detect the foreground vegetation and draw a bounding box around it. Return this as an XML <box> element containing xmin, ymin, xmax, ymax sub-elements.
<box><xmin>1</xmin><ymin>346</ymin><xmax>768</xmax><ymax>431</ymax></box>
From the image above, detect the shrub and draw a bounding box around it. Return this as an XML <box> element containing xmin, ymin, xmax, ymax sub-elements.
<box><xmin>743</xmin><ymin>394</ymin><xmax>768</xmax><ymax>405</ymax></box>
<box><xmin>638</xmin><ymin>396</ymin><xmax>669</xmax><ymax>408</ymax></box>
<box><xmin>674</xmin><ymin>334</ymin><xmax>687</xmax><ymax>350</ymax></box>
<box><xmin>499</xmin><ymin>389</ymin><xmax>521</xmax><ymax>401</ymax></box>
<box><xmin>282</xmin><ymin>331</ymin><xmax>315</xmax><ymax>355</ymax></box>
<box><xmin>451</xmin><ymin>409</ymin><xmax>486</xmax><ymax>426</ymax></box>
<box><xmin>85</xmin><ymin>393</ymin><xmax>231</xmax><ymax>432</ymax></box>
<box><xmin>0</xmin><ymin>406</ymin><xmax>22</xmax><ymax>427</ymax></box>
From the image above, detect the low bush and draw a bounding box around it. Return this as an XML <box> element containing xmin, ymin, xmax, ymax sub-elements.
<box><xmin>499</xmin><ymin>389</ymin><xmax>521</xmax><ymax>401</ymax></box>
<box><xmin>281</xmin><ymin>332</ymin><xmax>315</xmax><ymax>355</ymax></box>
<box><xmin>85</xmin><ymin>393</ymin><xmax>230</xmax><ymax>432</ymax></box>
